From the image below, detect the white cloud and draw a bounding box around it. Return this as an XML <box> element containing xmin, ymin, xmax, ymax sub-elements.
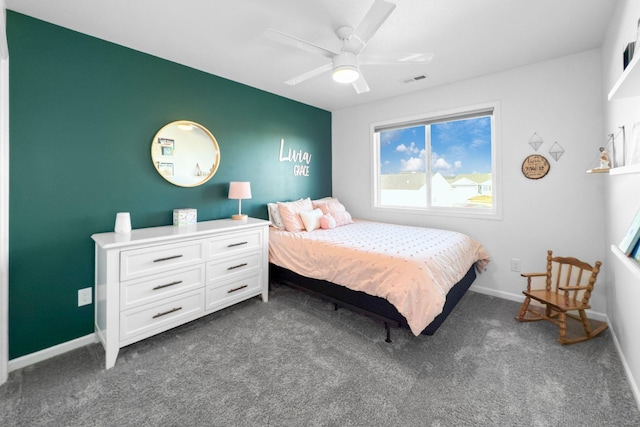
<box><xmin>380</xmin><ymin>128</ymin><xmax>404</xmax><ymax>145</ymax></box>
<box><xmin>400</xmin><ymin>157</ymin><xmax>424</xmax><ymax>172</ymax></box>
<box><xmin>431</xmin><ymin>152</ymin><xmax>463</xmax><ymax>175</ymax></box>
<box><xmin>396</xmin><ymin>142</ymin><xmax>420</xmax><ymax>154</ymax></box>
<box><xmin>434</xmin><ymin>158</ymin><xmax>451</xmax><ymax>170</ymax></box>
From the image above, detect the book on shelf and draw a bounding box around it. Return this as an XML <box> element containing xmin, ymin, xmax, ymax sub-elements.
<box><xmin>631</xmin><ymin>240</ymin><xmax>640</xmax><ymax>263</ymax></box>
<box><xmin>619</xmin><ymin>207</ymin><xmax>640</xmax><ymax>255</ymax></box>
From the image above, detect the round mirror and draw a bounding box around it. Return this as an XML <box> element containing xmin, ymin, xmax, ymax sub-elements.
<box><xmin>151</xmin><ymin>120</ymin><xmax>220</xmax><ymax>187</ymax></box>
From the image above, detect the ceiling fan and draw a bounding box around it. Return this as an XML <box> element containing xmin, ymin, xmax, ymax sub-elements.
<box><xmin>266</xmin><ymin>0</ymin><xmax>434</xmax><ymax>94</ymax></box>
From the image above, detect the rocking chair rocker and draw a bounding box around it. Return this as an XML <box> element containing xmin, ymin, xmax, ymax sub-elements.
<box><xmin>515</xmin><ymin>250</ymin><xmax>607</xmax><ymax>344</ymax></box>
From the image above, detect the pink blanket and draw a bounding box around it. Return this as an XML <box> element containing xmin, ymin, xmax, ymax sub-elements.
<box><xmin>269</xmin><ymin>219</ymin><xmax>490</xmax><ymax>335</ymax></box>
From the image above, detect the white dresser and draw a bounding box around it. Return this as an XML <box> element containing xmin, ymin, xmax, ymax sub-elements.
<box><xmin>91</xmin><ymin>217</ymin><xmax>270</xmax><ymax>369</ymax></box>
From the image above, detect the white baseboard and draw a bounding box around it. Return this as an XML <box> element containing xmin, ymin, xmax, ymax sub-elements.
<box><xmin>7</xmin><ymin>333</ymin><xmax>97</xmax><ymax>373</ymax></box>
<box><xmin>470</xmin><ymin>284</ymin><xmax>523</xmax><ymax>303</ymax></box>
<box><xmin>469</xmin><ymin>284</ymin><xmax>608</xmax><ymax>322</ymax></box>
<box><xmin>607</xmin><ymin>323</ymin><xmax>640</xmax><ymax>411</ymax></box>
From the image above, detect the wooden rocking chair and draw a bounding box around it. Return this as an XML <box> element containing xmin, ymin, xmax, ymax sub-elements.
<box><xmin>515</xmin><ymin>250</ymin><xmax>608</xmax><ymax>344</ymax></box>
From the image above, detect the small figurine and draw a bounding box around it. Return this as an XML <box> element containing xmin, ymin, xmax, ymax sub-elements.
<box><xmin>599</xmin><ymin>147</ymin><xmax>610</xmax><ymax>169</ymax></box>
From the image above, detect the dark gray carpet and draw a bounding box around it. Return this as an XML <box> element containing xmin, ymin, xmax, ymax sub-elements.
<box><xmin>1</xmin><ymin>283</ymin><xmax>639</xmax><ymax>427</ymax></box>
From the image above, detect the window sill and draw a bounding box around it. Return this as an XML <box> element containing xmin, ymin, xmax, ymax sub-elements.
<box><xmin>373</xmin><ymin>205</ymin><xmax>502</xmax><ymax>221</ymax></box>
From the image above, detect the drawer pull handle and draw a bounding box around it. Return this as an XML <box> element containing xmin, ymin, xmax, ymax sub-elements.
<box><xmin>227</xmin><ymin>262</ymin><xmax>248</xmax><ymax>271</ymax></box>
<box><xmin>227</xmin><ymin>285</ymin><xmax>248</xmax><ymax>294</ymax></box>
<box><xmin>227</xmin><ymin>241</ymin><xmax>248</xmax><ymax>248</ymax></box>
<box><xmin>152</xmin><ymin>307</ymin><xmax>182</xmax><ymax>319</ymax></box>
<box><xmin>152</xmin><ymin>280</ymin><xmax>183</xmax><ymax>291</ymax></box>
<box><xmin>153</xmin><ymin>254</ymin><xmax>184</xmax><ymax>263</ymax></box>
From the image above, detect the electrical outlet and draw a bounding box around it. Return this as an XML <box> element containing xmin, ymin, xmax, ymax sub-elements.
<box><xmin>510</xmin><ymin>258</ymin><xmax>522</xmax><ymax>272</ymax></box>
<box><xmin>78</xmin><ymin>287</ymin><xmax>92</xmax><ymax>307</ymax></box>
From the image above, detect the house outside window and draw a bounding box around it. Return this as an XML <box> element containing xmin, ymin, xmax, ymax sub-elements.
<box><xmin>373</xmin><ymin>103</ymin><xmax>500</xmax><ymax>219</ymax></box>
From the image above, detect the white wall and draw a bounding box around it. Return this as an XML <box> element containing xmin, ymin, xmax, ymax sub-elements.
<box><xmin>332</xmin><ymin>49</ymin><xmax>606</xmax><ymax>314</ymax></box>
<box><xmin>602</xmin><ymin>0</ymin><xmax>640</xmax><ymax>407</ymax></box>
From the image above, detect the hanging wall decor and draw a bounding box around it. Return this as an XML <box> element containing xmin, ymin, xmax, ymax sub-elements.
<box><xmin>522</xmin><ymin>154</ymin><xmax>550</xmax><ymax>179</ymax></box>
<box><xmin>586</xmin><ymin>145</ymin><xmax>611</xmax><ymax>174</ymax></box>
<box><xmin>586</xmin><ymin>127</ymin><xmax>625</xmax><ymax>173</ymax></box>
<box><xmin>528</xmin><ymin>133</ymin><xmax>544</xmax><ymax>151</ymax></box>
<box><xmin>548</xmin><ymin>141</ymin><xmax>565</xmax><ymax>161</ymax></box>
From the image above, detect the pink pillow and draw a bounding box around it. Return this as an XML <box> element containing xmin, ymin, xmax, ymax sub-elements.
<box><xmin>313</xmin><ymin>197</ymin><xmax>353</xmax><ymax>227</ymax></box>
<box><xmin>312</xmin><ymin>198</ymin><xmax>347</xmax><ymax>215</ymax></box>
<box><xmin>277</xmin><ymin>198</ymin><xmax>313</xmax><ymax>232</ymax></box>
<box><xmin>320</xmin><ymin>214</ymin><xmax>336</xmax><ymax>229</ymax></box>
<box><xmin>330</xmin><ymin>210</ymin><xmax>354</xmax><ymax>227</ymax></box>
<box><xmin>311</xmin><ymin>197</ymin><xmax>333</xmax><ymax>204</ymax></box>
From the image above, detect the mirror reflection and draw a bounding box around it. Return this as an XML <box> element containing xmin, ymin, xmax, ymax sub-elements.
<box><xmin>151</xmin><ymin>120</ymin><xmax>220</xmax><ymax>187</ymax></box>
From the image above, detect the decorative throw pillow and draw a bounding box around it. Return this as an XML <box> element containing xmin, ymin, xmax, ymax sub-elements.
<box><xmin>312</xmin><ymin>197</ymin><xmax>353</xmax><ymax>227</ymax></box>
<box><xmin>277</xmin><ymin>198</ymin><xmax>313</xmax><ymax>232</ymax></box>
<box><xmin>319</xmin><ymin>214</ymin><xmax>337</xmax><ymax>229</ymax></box>
<box><xmin>299</xmin><ymin>208</ymin><xmax>324</xmax><ymax>232</ymax></box>
<box><xmin>311</xmin><ymin>196</ymin><xmax>333</xmax><ymax>205</ymax></box>
<box><xmin>330</xmin><ymin>210</ymin><xmax>354</xmax><ymax>227</ymax></box>
<box><xmin>267</xmin><ymin>202</ymin><xmax>285</xmax><ymax>229</ymax></box>
<box><xmin>312</xmin><ymin>197</ymin><xmax>346</xmax><ymax>215</ymax></box>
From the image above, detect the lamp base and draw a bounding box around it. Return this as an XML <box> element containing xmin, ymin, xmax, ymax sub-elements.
<box><xmin>231</xmin><ymin>214</ymin><xmax>248</xmax><ymax>221</ymax></box>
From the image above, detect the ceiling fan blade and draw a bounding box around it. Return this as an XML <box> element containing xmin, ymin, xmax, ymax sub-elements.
<box><xmin>352</xmin><ymin>74</ymin><xmax>370</xmax><ymax>94</ymax></box>
<box><xmin>348</xmin><ymin>0</ymin><xmax>396</xmax><ymax>53</ymax></box>
<box><xmin>265</xmin><ymin>28</ymin><xmax>338</xmax><ymax>59</ymax></box>
<box><xmin>284</xmin><ymin>63</ymin><xmax>333</xmax><ymax>86</ymax></box>
<box><xmin>359</xmin><ymin>52</ymin><xmax>434</xmax><ymax>65</ymax></box>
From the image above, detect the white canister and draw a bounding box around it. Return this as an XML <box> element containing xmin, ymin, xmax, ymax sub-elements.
<box><xmin>114</xmin><ymin>212</ymin><xmax>132</xmax><ymax>233</ymax></box>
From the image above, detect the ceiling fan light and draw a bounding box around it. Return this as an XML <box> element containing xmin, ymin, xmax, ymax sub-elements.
<box><xmin>332</xmin><ymin>51</ymin><xmax>360</xmax><ymax>84</ymax></box>
<box><xmin>333</xmin><ymin>66</ymin><xmax>360</xmax><ymax>84</ymax></box>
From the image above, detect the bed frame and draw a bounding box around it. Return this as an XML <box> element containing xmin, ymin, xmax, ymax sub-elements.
<box><xmin>270</xmin><ymin>263</ymin><xmax>477</xmax><ymax>343</ymax></box>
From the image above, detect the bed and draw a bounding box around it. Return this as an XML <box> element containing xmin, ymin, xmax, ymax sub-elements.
<box><xmin>267</xmin><ymin>198</ymin><xmax>490</xmax><ymax>341</ymax></box>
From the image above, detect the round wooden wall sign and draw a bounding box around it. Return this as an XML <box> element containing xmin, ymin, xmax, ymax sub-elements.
<box><xmin>521</xmin><ymin>154</ymin><xmax>550</xmax><ymax>179</ymax></box>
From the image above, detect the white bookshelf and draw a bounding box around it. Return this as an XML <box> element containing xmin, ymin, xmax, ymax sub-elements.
<box><xmin>609</xmin><ymin>163</ymin><xmax>640</xmax><ymax>175</ymax></box>
<box><xmin>611</xmin><ymin>245</ymin><xmax>640</xmax><ymax>281</ymax></box>
<box><xmin>608</xmin><ymin>53</ymin><xmax>640</xmax><ymax>101</ymax></box>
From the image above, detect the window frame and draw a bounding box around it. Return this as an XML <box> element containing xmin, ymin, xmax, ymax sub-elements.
<box><xmin>371</xmin><ymin>102</ymin><xmax>502</xmax><ymax>220</ymax></box>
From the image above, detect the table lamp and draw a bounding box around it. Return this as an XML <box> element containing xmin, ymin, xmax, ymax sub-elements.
<box><xmin>228</xmin><ymin>181</ymin><xmax>251</xmax><ymax>220</ymax></box>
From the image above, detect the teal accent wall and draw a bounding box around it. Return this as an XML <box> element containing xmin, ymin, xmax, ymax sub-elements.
<box><xmin>6</xmin><ymin>11</ymin><xmax>332</xmax><ymax>359</ymax></box>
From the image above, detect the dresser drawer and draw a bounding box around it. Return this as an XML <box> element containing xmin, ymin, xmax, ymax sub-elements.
<box><xmin>206</xmin><ymin>230</ymin><xmax>262</xmax><ymax>260</ymax></box>
<box><xmin>206</xmin><ymin>251</ymin><xmax>261</xmax><ymax>284</ymax></box>
<box><xmin>120</xmin><ymin>265</ymin><xmax>205</xmax><ymax>310</ymax></box>
<box><xmin>120</xmin><ymin>240</ymin><xmax>205</xmax><ymax>281</ymax></box>
<box><xmin>206</xmin><ymin>273</ymin><xmax>261</xmax><ymax>311</ymax></box>
<box><xmin>120</xmin><ymin>289</ymin><xmax>205</xmax><ymax>344</ymax></box>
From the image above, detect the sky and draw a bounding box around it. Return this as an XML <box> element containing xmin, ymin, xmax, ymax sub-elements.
<box><xmin>379</xmin><ymin>116</ymin><xmax>492</xmax><ymax>176</ymax></box>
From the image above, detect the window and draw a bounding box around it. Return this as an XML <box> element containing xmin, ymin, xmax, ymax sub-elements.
<box><xmin>373</xmin><ymin>103</ymin><xmax>499</xmax><ymax>219</ymax></box>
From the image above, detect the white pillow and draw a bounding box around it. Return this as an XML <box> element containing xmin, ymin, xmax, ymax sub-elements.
<box><xmin>299</xmin><ymin>208</ymin><xmax>324</xmax><ymax>232</ymax></box>
<box><xmin>267</xmin><ymin>202</ymin><xmax>285</xmax><ymax>229</ymax></box>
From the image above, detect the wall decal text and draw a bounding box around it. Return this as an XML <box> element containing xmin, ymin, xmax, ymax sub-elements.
<box><xmin>279</xmin><ymin>138</ymin><xmax>311</xmax><ymax>176</ymax></box>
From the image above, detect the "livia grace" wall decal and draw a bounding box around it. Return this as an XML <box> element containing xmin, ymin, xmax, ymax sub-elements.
<box><xmin>279</xmin><ymin>138</ymin><xmax>312</xmax><ymax>176</ymax></box>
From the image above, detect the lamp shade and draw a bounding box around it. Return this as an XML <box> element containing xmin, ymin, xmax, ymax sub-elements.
<box><xmin>228</xmin><ymin>181</ymin><xmax>252</xmax><ymax>200</ymax></box>
<box><xmin>228</xmin><ymin>181</ymin><xmax>252</xmax><ymax>221</ymax></box>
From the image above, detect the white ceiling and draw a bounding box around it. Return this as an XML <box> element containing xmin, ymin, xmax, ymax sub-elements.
<box><xmin>5</xmin><ymin>0</ymin><xmax>616</xmax><ymax>112</ymax></box>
